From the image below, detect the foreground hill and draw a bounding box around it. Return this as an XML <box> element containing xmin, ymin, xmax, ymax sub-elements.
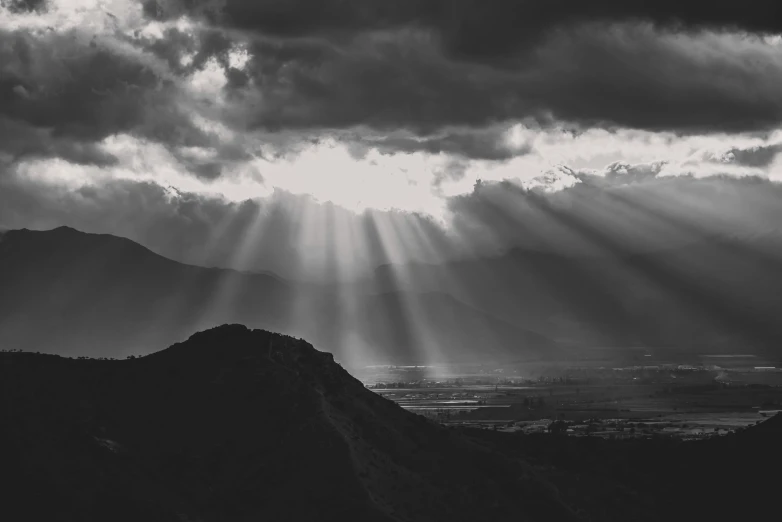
<box><xmin>470</xmin><ymin>412</ymin><xmax>782</xmax><ymax>522</ymax></box>
<box><xmin>0</xmin><ymin>227</ymin><xmax>556</xmax><ymax>363</ymax></box>
<box><xmin>0</xmin><ymin>325</ymin><xmax>575</xmax><ymax>522</ymax></box>
<box><xmin>2</xmin><ymin>324</ymin><xmax>778</xmax><ymax>521</ymax></box>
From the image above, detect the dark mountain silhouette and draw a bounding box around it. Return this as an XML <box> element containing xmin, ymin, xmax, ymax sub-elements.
<box><xmin>0</xmin><ymin>325</ymin><xmax>576</xmax><ymax>522</ymax></box>
<box><xmin>477</xmin><ymin>412</ymin><xmax>782</xmax><ymax>522</ymax></box>
<box><xmin>0</xmin><ymin>227</ymin><xmax>556</xmax><ymax>363</ymax></box>
<box><xmin>369</xmin><ymin>234</ymin><xmax>782</xmax><ymax>354</ymax></box>
<box><xmin>6</xmin><ymin>225</ymin><xmax>782</xmax><ymax>363</ymax></box>
<box><xmin>0</xmin><ymin>226</ymin><xmax>292</xmax><ymax>356</ymax></box>
<box><xmin>2</xmin><ymin>324</ymin><xmax>778</xmax><ymax>522</ymax></box>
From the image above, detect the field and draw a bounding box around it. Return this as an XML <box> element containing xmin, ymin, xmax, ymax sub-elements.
<box><xmin>356</xmin><ymin>362</ymin><xmax>782</xmax><ymax>437</ymax></box>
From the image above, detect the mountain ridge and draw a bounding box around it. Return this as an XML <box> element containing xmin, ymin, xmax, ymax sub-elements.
<box><xmin>3</xmin><ymin>324</ymin><xmax>780</xmax><ymax>521</ymax></box>
<box><xmin>0</xmin><ymin>227</ymin><xmax>557</xmax><ymax>364</ymax></box>
<box><xmin>367</xmin><ymin>233</ymin><xmax>782</xmax><ymax>352</ymax></box>
<box><xmin>0</xmin><ymin>324</ymin><xmax>576</xmax><ymax>522</ymax></box>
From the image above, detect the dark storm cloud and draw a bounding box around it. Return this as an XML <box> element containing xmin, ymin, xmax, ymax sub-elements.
<box><xmin>0</xmin><ymin>28</ymin><xmax>220</xmax><ymax>171</ymax></box>
<box><xmin>1</xmin><ymin>0</ymin><xmax>47</xmax><ymax>14</ymax></box>
<box><xmin>144</xmin><ymin>0</ymin><xmax>782</xmax><ymax>61</ymax></box>
<box><xmin>0</xmin><ymin>31</ymin><xmax>160</xmax><ymax>142</ymax></box>
<box><xmin>231</xmin><ymin>32</ymin><xmax>546</xmax><ymax>134</ymax></box>
<box><xmin>524</xmin><ymin>24</ymin><xmax>782</xmax><ymax>133</ymax></box>
<box><xmin>4</xmin><ymin>0</ymin><xmax>782</xmax><ymax>265</ymax></box>
<box><xmin>434</xmin><ymin>0</ymin><xmax>782</xmax><ymax>61</ymax></box>
<box><xmin>138</xmin><ymin>0</ymin><xmax>782</xmax><ymax>137</ymax></box>
<box><xmin>142</xmin><ymin>0</ymin><xmax>431</xmax><ymax>38</ymax></box>
<box><xmin>0</xmin><ymin>117</ymin><xmax>119</xmax><ymax>168</ymax></box>
<box><xmin>217</xmin><ymin>24</ymin><xmax>782</xmax><ymax>139</ymax></box>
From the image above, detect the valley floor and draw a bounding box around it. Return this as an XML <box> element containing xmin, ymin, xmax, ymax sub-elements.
<box><xmin>363</xmin><ymin>366</ymin><xmax>782</xmax><ymax>439</ymax></box>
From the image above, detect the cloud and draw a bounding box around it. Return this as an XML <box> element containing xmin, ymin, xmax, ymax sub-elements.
<box><xmin>719</xmin><ymin>144</ymin><xmax>782</xmax><ymax>168</ymax></box>
<box><xmin>0</xmin><ymin>169</ymin><xmax>458</xmax><ymax>279</ymax></box>
<box><xmin>0</xmin><ymin>26</ymin><xmax>218</xmax><ymax>164</ymax></box>
<box><xmin>142</xmin><ymin>0</ymin><xmax>427</xmax><ymax>37</ymax></box>
<box><xmin>2</xmin><ymin>0</ymin><xmax>47</xmax><ymax>14</ymax></box>
<box><xmin>343</xmin><ymin>124</ymin><xmax>533</xmax><ymax>161</ymax></box>
<box><xmin>3</xmin><ymin>0</ymin><xmax>782</xmax><ymax>278</ymax></box>
<box><xmin>5</xmin><ymin>134</ymin><xmax>782</xmax><ymax>282</ymax></box>
<box><xmin>5</xmin><ymin>0</ymin><xmax>782</xmax><ymax>169</ymax></box>
<box><xmin>4</xmin><ymin>2</ymin><xmax>782</xmax><ymax>173</ymax></box>
<box><xmin>229</xmin><ymin>29</ymin><xmax>513</xmax><ymax>133</ymax></box>
<box><xmin>447</xmin><ymin>164</ymin><xmax>782</xmax><ymax>257</ymax></box>
<box><xmin>0</xmin><ymin>117</ymin><xmax>119</xmax><ymax>167</ymax></box>
<box><xmin>176</xmin><ymin>22</ymin><xmax>782</xmax><ymax>138</ymax></box>
<box><xmin>141</xmin><ymin>0</ymin><xmax>782</xmax><ymax>76</ymax></box>
<box><xmin>526</xmin><ymin>24</ymin><xmax>782</xmax><ymax>133</ymax></box>
<box><xmin>0</xmin><ymin>30</ymin><xmax>159</xmax><ymax>141</ymax></box>
<box><xmin>434</xmin><ymin>0</ymin><xmax>782</xmax><ymax>61</ymax></box>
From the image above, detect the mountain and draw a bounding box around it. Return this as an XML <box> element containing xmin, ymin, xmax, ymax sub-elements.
<box><xmin>368</xmin><ymin>235</ymin><xmax>782</xmax><ymax>354</ymax></box>
<box><xmin>0</xmin><ymin>227</ymin><xmax>556</xmax><ymax>363</ymax></box>
<box><xmin>0</xmin><ymin>226</ymin><xmax>293</xmax><ymax>356</ymax></box>
<box><xmin>2</xmin><ymin>324</ymin><xmax>778</xmax><ymax>522</ymax></box>
<box><xmin>478</xmin><ymin>412</ymin><xmax>782</xmax><ymax>522</ymax></box>
<box><xmin>11</xmin><ymin>224</ymin><xmax>782</xmax><ymax>363</ymax></box>
<box><xmin>0</xmin><ymin>325</ymin><xmax>576</xmax><ymax>522</ymax></box>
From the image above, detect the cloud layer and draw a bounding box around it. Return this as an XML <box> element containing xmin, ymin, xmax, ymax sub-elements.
<box><xmin>2</xmin><ymin>0</ymin><xmax>782</xmax><ymax>279</ymax></box>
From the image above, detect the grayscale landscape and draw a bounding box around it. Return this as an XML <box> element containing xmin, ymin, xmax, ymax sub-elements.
<box><xmin>2</xmin><ymin>1</ymin><xmax>782</xmax><ymax>521</ymax></box>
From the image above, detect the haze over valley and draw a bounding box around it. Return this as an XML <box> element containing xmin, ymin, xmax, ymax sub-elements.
<box><xmin>3</xmin><ymin>0</ymin><xmax>782</xmax><ymax>520</ymax></box>
<box><xmin>4</xmin><ymin>225</ymin><xmax>782</xmax><ymax>370</ymax></box>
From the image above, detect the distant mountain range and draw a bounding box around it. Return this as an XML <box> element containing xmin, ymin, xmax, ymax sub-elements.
<box><xmin>3</xmin><ymin>225</ymin><xmax>782</xmax><ymax>364</ymax></box>
<box><xmin>2</xmin><ymin>324</ymin><xmax>779</xmax><ymax>521</ymax></box>
<box><xmin>0</xmin><ymin>227</ymin><xmax>557</xmax><ymax>364</ymax></box>
<box><xmin>366</xmin><ymin>235</ymin><xmax>782</xmax><ymax>355</ymax></box>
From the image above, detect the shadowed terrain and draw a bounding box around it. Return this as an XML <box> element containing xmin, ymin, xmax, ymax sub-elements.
<box><xmin>5</xmin><ymin>225</ymin><xmax>782</xmax><ymax>366</ymax></box>
<box><xmin>370</xmin><ymin>235</ymin><xmax>782</xmax><ymax>353</ymax></box>
<box><xmin>0</xmin><ymin>227</ymin><xmax>557</xmax><ymax>364</ymax></box>
<box><xmin>0</xmin><ymin>325</ymin><xmax>575</xmax><ymax>522</ymax></box>
<box><xmin>2</xmin><ymin>324</ymin><xmax>779</xmax><ymax>521</ymax></box>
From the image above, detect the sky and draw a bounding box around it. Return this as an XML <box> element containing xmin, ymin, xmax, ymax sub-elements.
<box><xmin>3</xmin><ymin>0</ymin><xmax>782</xmax><ymax>280</ymax></box>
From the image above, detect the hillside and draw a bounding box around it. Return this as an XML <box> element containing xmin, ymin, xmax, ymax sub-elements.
<box><xmin>6</xmin><ymin>224</ymin><xmax>781</xmax><ymax>362</ymax></box>
<box><xmin>0</xmin><ymin>325</ymin><xmax>575</xmax><ymax>522</ymax></box>
<box><xmin>369</xmin><ymin>236</ymin><xmax>782</xmax><ymax>352</ymax></box>
<box><xmin>0</xmin><ymin>227</ymin><xmax>556</xmax><ymax>363</ymax></box>
<box><xmin>468</xmin><ymin>412</ymin><xmax>782</xmax><ymax>522</ymax></box>
<box><xmin>2</xmin><ymin>324</ymin><xmax>779</xmax><ymax>521</ymax></box>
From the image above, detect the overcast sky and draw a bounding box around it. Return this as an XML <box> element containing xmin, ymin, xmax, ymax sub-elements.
<box><xmin>2</xmin><ymin>0</ymin><xmax>782</xmax><ymax>279</ymax></box>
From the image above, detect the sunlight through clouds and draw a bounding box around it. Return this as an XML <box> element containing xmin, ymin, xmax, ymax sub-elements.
<box><xmin>4</xmin><ymin>0</ymin><xmax>782</xmax><ymax>223</ymax></box>
<box><xmin>254</xmin><ymin>141</ymin><xmax>447</xmax><ymax>215</ymax></box>
<box><xmin>4</xmin><ymin>0</ymin><xmax>782</xmax><ymax>284</ymax></box>
<box><xmin>5</xmin><ymin>0</ymin><xmax>782</xmax><ymax>374</ymax></box>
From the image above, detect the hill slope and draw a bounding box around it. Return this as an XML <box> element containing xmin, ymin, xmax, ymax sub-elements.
<box><xmin>0</xmin><ymin>325</ymin><xmax>575</xmax><ymax>522</ymax></box>
<box><xmin>2</xmin><ymin>325</ymin><xmax>778</xmax><ymax>521</ymax></box>
<box><xmin>0</xmin><ymin>227</ymin><xmax>556</xmax><ymax>363</ymax></box>
<box><xmin>369</xmin><ymin>236</ymin><xmax>782</xmax><ymax>353</ymax></box>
